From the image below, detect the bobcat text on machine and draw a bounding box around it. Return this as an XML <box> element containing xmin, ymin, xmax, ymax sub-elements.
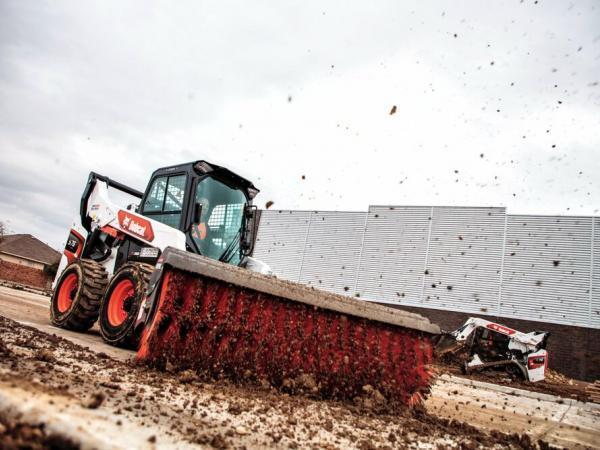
<box><xmin>438</xmin><ymin>317</ymin><xmax>550</xmax><ymax>382</ymax></box>
<box><xmin>51</xmin><ymin>159</ymin><xmax>442</xmax><ymax>406</ymax></box>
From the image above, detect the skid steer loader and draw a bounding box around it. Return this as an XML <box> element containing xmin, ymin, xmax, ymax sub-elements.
<box><xmin>51</xmin><ymin>160</ymin><xmax>441</xmax><ymax>405</ymax></box>
<box><xmin>437</xmin><ymin>317</ymin><xmax>549</xmax><ymax>382</ymax></box>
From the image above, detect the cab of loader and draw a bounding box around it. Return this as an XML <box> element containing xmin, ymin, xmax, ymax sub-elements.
<box><xmin>117</xmin><ymin>160</ymin><xmax>259</xmax><ymax>268</ymax></box>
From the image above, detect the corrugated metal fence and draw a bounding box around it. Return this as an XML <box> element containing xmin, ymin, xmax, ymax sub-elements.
<box><xmin>253</xmin><ymin>206</ymin><xmax>600</xmax><ymax>330</ymax></box>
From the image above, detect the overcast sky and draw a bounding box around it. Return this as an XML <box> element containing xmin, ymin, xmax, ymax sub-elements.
<box><xmin>1</xmin><ymin>0</ymin><xmax>599</xmax><ymax>250</ymax></box>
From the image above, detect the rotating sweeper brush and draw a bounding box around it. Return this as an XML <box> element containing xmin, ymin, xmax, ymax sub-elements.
<box><xmin>50</xmin><ymin>160</ymin><xmax>441</xmax><ymax>407</ymax></box>
<box><xmin>135</xmin><ymin>248</ymin><xmax>441</xmax><ymax>406</ymax></box>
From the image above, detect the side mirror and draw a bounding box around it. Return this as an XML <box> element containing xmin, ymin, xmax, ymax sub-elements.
<box><xmin>241</xmin><ymin>205</ymin><xmax>257</xmax><ymax>256</ymax></box>
<box><xmin>193</xmin><ymin>202</ymin><xmax>203</xmax><ymax>223</ymax></box>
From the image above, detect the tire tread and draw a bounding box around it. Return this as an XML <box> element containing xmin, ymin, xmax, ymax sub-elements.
<box><xmin>51</xmin><ymin>259</ymin><xmax>108</xmax><ymax>331</ymax></box>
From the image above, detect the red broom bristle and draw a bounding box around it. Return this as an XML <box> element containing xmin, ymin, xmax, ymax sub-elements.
<box><xmin>137</xmin><ymin>269</ymin><xmax>435</xmax><ymax>406</ymax></box>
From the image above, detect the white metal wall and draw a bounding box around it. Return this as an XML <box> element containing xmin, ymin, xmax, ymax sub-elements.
<box><xmin>297</xmin><ymin>211</ymin><xmax>367</xmax><ymax>295</ymax></box>
<box><xmin>592</xmin><ymin>217</ymin><xmax>600</xmax><ymax>329</ymax></box>
<box><xmin>501</xmin><ymin>215</ymin><xmax>593</xmax><ymax>327</ymax></box>
<box><xmin>253</xmin><ymin>207</ymin><xmax>600</xmax><ymax>330</ymax></box>
<box><xmin>252</xmin><ymin>210</ymin><xmax>311</xmax><ymax>282</ymax></box>
<box><xmin>355</xmin><ymin>206</ymin><xmax>431</xmax><ymax>305</ymax></box>
<box><xmin>422</xmin><ymin>206</ymin><xmax>506</xmax><ymax>315</ymax></box>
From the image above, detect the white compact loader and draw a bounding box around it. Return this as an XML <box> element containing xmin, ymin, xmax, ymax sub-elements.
<box><xmin>438</xmin><ymin>317</ymin><xmax>549</xmax><ymax>382</ymax></box>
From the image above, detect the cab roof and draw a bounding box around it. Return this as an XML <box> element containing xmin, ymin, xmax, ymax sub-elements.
<box><xmin>152</xmin><ymin>160</ymin><xmax>259</xmax><ymax>199</ymax></box>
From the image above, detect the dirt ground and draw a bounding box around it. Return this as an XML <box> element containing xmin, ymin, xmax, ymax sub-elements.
<box><xmin>1</xmin><ymin>286</ymin><xmax>599</xmax><ymax>449</ymax></box>
<box><xmin>0</xmin><ymin>315</ymin><xmax>552</xmax><ymax>450</ymax></box>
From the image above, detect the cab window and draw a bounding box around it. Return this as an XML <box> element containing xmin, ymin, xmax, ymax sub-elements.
<box><xmin>142</xmin><ymin>174</ymin><xmax>187</xmax><ymax>229</ymax></box>
<box><xmin>192</xmin><ymin>177</ymin><xmax>246</xmax><ymax>264</ymax></box>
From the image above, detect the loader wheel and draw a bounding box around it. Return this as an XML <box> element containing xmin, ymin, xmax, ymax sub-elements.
<box><xmin>99</xmin><ymin>263</ymin><xmax>153</xmax><ymax>349</ymax></box>
<box><xmin>506</xmin><ymin>362</ymin><xmax>528</xmax><ymax>381</ymax></box>
<box><xmin>50</xmin><ymin>259</ymin><xmax>108</xmax><ymax>331</ymax></box>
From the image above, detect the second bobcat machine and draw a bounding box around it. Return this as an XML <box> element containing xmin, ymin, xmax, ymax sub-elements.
<box><xmin>438</xmin><ymin>317</ymin><xmax>550</xmax><ymax>382</ymax></box>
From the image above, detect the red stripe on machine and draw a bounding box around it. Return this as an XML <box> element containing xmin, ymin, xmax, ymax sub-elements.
<box><xmin>486</xmin><ymin>323</ymin><xmax>516</xmax><ymax>335</ymax></box>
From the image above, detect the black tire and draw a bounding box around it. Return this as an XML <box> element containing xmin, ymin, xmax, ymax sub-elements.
<box><xmin>50</xmin><ymin>259</ymin><xmax>108</xmax><ymax>331</ymax></box>
<box><xmin>99</xmin><ymin>263</ymin><xmax>153</xmax><ymax>349</ymax></box>
<box><xmin>506</xmin><ymin>361</ymin><xmax>528</xmax><ymax>380</ymax></box>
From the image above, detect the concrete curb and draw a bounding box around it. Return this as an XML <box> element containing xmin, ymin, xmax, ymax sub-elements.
<box><xmin>437</xmin><ymin>373</ymin><xmax>600</xmax><ymax>410</ymax></box>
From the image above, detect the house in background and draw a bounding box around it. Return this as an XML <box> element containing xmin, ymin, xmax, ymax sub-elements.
<box><xmin>0</xmin><ymin>234</ymin><xmax>61</xmax><ymax>290</ymax></box>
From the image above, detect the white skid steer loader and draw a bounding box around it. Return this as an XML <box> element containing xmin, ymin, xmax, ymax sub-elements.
<box><xmin>51</xmin><ymin>161</ymin><xmax>269</xmax><ymax>347</ymax></box>
<box><xmin>437</xmin><ymin>317</ymin><xmax>549</xmax><ymax>382</ymax></box>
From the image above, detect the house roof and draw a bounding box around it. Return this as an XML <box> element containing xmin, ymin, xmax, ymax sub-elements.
<box><xmin>0</xmin><ymin>234</ymin><xmax>61</xmax><ymax>265</ymax></box>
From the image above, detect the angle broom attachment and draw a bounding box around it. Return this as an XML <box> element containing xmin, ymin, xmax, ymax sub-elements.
<box><xmin>137</xmin><ymin>248</ymin><xmax>440</xmax><ymax>406</ymax></box>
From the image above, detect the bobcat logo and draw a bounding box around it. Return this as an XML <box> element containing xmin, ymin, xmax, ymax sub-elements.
<box><xmin>117</xmin><ymin>210</ymin><xmax>154</xmax><ymax>242</ymax></box>
<box><xmin>486</xmin><ymin>323</ymin><xmax>515</xmax><ymax>335</ymax></box>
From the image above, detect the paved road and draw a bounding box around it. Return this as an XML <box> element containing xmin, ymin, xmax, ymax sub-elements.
<box><xmin>0</xmin><ymin>285</ymin><xmax>132</xmax><ymax>361</ymax></box>
<box><xmin>1</xmin><ymin>285</ymin><xmax>598</xmax><ymax>448</ymax></box>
